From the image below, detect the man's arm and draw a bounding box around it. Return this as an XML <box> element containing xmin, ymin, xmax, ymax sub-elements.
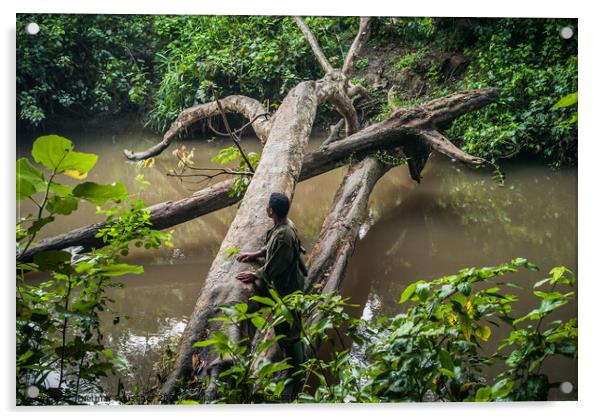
<box><xmin>255</xmin><ymin>234</ymin><xmax>294</xmax><ymax>284</ymax></box>
<box><xmin>235</xmin><ymin>234</ymin><xmax>293</xmax><ymax>285</ymax></box>
<box><xmin>236</xmin><ymin>248</ymin><xmax>267</xmax><ymax>263</ymax></box>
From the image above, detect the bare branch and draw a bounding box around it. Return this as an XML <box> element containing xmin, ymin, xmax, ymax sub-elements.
<box><xmin>207</xmin><ymin>112</ymin><xmax>270</xmax><ymax>140</ymax></box>
<box><xmin>342</xmin><ymin>17</ymin><xmax>373</xmax><ymax>75</ymax></box>
<box><xmin>213</xmin><ymin>91</ymin><xmax>256</xmax><ymax>173</ymax></box>
<box><xmin>168</xmin><ymin>153</ymin><xmax>254</xmax><ymax>184</ymax></box>
<box><xmin>123</xmin><ymin>95</ymin><xmax>271</xmax><ymax>161</ymax></box>
<box><xmin>293</xmin><ymin>17</ymin><xmax>334</xmax><ymax>74</ymax></box>
<box><xmin>418</xmin><ymin>129</ymin><xmax>485</xmax><ymax>165</ymax></box>
<box><xmin>167</xmin><ymin>168</ymin><xmax>253</xmax><ymax>181</ymax></box>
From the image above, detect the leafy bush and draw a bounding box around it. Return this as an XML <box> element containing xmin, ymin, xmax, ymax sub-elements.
<box><xmin>440</xmin><ymin>19</ymin><xmax>578</xmax><ymax>167</ymax></box>
<box><xmin>194</xmin><ymin>259</ymin><xmax>576</xmax><ymax>403</ymax></box>
<box><xmin>17</xmin><ymin>15</ymin><xmax>158</xmax><ymax>126</ymax></box>
<box><xmin>16</xmin><ymin>136</ymin><xmax>172</xmax><ymax>405</ymax></box>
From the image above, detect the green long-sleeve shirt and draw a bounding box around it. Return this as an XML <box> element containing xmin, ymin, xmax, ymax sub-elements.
<box><xmin>255</xmin><ymin>219</ymin><xmax>306</xmax><ymax>297</ymax></box>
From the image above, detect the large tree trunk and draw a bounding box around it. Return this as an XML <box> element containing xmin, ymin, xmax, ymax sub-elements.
<box><xmin>17</xmin><ymin>89</ymin><xmax>498</xmax><ymax>263</ymax></box>
<box><xmin>158</xmin><ymin>80</ymin><xmax>318</xmax><ymax>400</ymax></box>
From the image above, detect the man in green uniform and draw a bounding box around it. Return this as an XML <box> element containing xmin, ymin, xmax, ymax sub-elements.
<box><xmin>235</xmin><ymin>192</ymin><xmax>307</xmax><ymax>399</ymax></box>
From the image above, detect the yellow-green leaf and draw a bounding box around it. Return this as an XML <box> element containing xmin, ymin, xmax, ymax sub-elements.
<box><xmin>475</xmin><ymin>324</ymin><xmax>491</xmax><ymax>341</ymax></box>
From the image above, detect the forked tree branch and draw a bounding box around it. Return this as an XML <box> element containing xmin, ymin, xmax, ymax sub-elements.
<box><xmin>293</xmin><ymin>17</ymin><xmax>334</xmax><ymax>74</ymax></box>
<box><xmin>418</xmin><ymin>130</ymin><xmax>486</xmax><ymax>166</ymax></box>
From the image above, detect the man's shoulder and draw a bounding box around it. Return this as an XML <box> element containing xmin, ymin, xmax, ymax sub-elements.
<box><xmin>272</xmin><ymin>221</ymin><xmax>298</xmax><ymax>241</ymax></box>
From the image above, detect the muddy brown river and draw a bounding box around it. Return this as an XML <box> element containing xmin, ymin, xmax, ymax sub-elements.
<box><xmin>17</xmin><ymin>117</ymin><xmax>577</xmax><ymax>401</ymax></box>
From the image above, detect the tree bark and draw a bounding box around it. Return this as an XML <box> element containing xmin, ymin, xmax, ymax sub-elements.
<box><xmin>17</xmin><ymin>88</ymin><xmax>498</xmax><ymax>263</ymax></box>
<box><xmin>123</xmin><ymin>95</ymin><xmax>272</xmax><ymax>161</ymax></box>
<box><xmin>304</xmin><ymin>154</ymin><xmax>394</xmax><ymax>294</ymax></box>
<box><xmin>159</xmin><ymin>80</ymin><xmax>318</xmax><ymax>400</ymax></box>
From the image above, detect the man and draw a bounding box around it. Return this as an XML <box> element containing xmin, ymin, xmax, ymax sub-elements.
<box><xmin>235</xmin><ymin>192</ymin><xmax>307</xmax><ymax>399</ymax></box>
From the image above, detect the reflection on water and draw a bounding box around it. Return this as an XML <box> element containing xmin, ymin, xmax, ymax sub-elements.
<box><xmin>17</xmin><ymin>118</ymin><xmax>577</xmax><ymax>400</ymax></box>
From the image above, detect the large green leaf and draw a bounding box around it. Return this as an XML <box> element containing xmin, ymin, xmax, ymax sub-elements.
<box><xmin>250</xmin><ymin>295</ymin><xmax>276</xmax><ymax>307</ymax></box>
<box><xmin>31</xmin><ymin>135</ymin><xmax>73</xmax><ymax>171</ymax></box>
<box><xmin>49</xmin><ymin>182</ymin><xmax>73</xmax><ymax>197</ymax></box>
<box><xmin>439</xmin><ymin>349</ymin><xmax>454</xmax><ymax>371</ymax></box>
<box><xmin>491</xmin><ymin>378</ymin><xmax>514</xmax><ymax>399</ymax></box>
<box><xmin>31</xmin><ymin>135</ymin><xmax>98</xmax><ymax>176</ymax></box>
<box><xmin>60</xmin><ymin>151</ymin><xmax>98</xmax><ymax>178</ymax></box>
<box><xmin>399</xmin><ymin>281</ymin><xmax>419</xmax><ymax>304</ymax></box>
<box><xmin>16</xmin><ymin>157</ymin><xmax>46</xmax><ymax>200</ymax></box>
<box><xmin>415</xmin><ymin>282</ymin><xmax>430</xmax><ymax>301</ymax></box>
<box><xmin>475</xmin><ymin>386</ymin><xmax>492</xmax><ymax>402</ymax></box>
<box><xmin>92</xmin><ymin>263</ymin><xmax>144</xmax><ymax>277</ymax></box>
<box><xmin>73</xmin><ymin>182</ymin><xmax>127</xmax><ymax>205</ymax></box>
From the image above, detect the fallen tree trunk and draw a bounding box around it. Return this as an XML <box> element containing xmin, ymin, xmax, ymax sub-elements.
<box><xmin>123</xmin><ymin>95</ymin><xmax>272</xmax><ymax>161</ymax></box>
<box><xmin>17</xmin><ymin>88</ymin><xmax>498</xmax><ymax>263</ymax></box>
<box><xmin>303</xmin><ymin>155</ymin><xmax>394</xmax><ymax>294</ymax></box>
<box><xmin>159</xmin><ymin>80</ymin><xmax>318</xmax><ymax>400</ymax></box>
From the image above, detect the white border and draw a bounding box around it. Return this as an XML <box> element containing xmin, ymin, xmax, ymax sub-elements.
<box><xmin>2</xmin><ymin>1</ymin><xmax>600</xmax><ymax>419</ymax></box>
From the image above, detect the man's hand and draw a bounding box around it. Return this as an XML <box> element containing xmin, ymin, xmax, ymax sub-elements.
<box><xmin>237</xmin><ymin>251</ymin><xmax>261</xmax><ymax>263</ymax></box>
<box><xmin>235</xmin><ymin>271</ymin><xmax>258</xmax><ymax>283</ymax></box>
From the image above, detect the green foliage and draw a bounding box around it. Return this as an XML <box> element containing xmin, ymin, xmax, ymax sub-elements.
<box><xmin>551</xmin><ymin>91</ymin><xmax>578</xmax><ymax>126</ymax></box>
<box><xmin>16</xmin><ymin>136</ymin><xmax>172</xmax><ymax>405</ymax></box>
<box><xmin>374</xmin><ymin>150</ymin><xmax>408</xmax><ymax>166</ymax></box>
<box><xmin>17</xmin><ymin>16</ymin><xmax>578</xmax><ymax>166</ymax></box>
<box><xmin>146</xmin><ymin>16</ymin><xmax>358</xmax><ymax>131</ymax></box>
<box><xmin>354</xmin><ymin>57</ymin><xmax>369</xmax><ymax>70</ymax></box>
<box><xmin>17</xmin><ymin>14</ymin><xmax>157</xmax><ymax>126</ymax></box>
<box><xmin>438</xmin><ymin>19</ymin><xmax>578</xmax><ymax>167</ymax></box>
<box><xmin>211</xmin><ymin>146</ymin><xmax>260</xmax><ymax>198</ymax></box>
<box><xmin>393</xmin><ymin>48</ymin><xmax>429</xmax><ymax>73</ymax></box>
<box><xmin>186</xmin><ymin>289</ymin><xmax>358</xmax><ymax>403</ymax></box>
<box><xmin>193</xmin><ymin>259</ymin><xmax>576</xmax><ymax>403</ymax></box>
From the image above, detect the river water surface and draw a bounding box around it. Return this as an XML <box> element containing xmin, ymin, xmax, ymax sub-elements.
<box><xmin>18</xmin><ymin>118</ymin><xmax>578</xmax><ymax>401</ymax></box>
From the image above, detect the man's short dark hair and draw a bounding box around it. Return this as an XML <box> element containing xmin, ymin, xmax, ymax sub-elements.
<box><xmin>269</xmin><ymin>192</ymin><xmax>290</xmax><ymax>219</ymax></box>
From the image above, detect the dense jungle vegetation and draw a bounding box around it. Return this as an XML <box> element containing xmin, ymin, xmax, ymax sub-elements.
<box><xmin>17</xmin><ymin>15</ymin><xmax>577</xmax><ymax>166</ymax></box>
<box><xmin>16</xmin><ymin>15</ymin><xmax>578</xmax><ymax>405</ymax></box>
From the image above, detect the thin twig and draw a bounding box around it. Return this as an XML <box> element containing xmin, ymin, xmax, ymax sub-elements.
<box><xmin>212</xmin><ymin>90</ymin><xmax>256</xmax><ymax>173</ymax></box>
<box><xmin>207</xmin><ymin>112</ymin><xmax>270</xmax><ymax>139</ymax></box>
